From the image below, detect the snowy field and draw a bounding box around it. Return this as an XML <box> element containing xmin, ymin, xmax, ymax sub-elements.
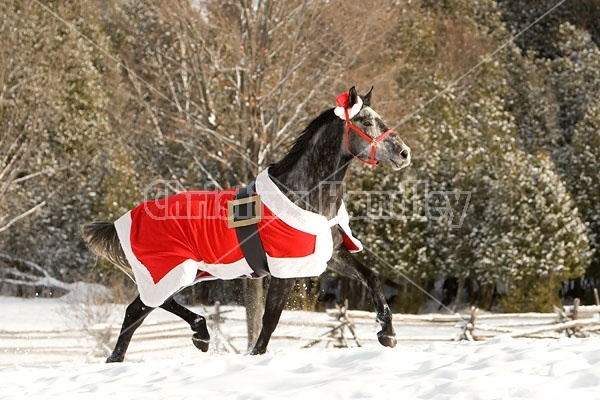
<box><xmin>1</xmin><ymin>295</ymin><xmax>600</xmax><ymax>400</ymax></box>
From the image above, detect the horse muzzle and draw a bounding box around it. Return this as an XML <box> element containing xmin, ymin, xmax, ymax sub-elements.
<box><xmin>390</xmin><ymin>145</ymin><xmax>411</xmax><ymax>170</ymax></box>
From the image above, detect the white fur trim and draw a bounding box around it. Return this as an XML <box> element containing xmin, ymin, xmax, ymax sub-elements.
<box><xmin>115</xmin><ymin>212</ymin><xmax>195</xmax><ymax>307</ymax></box>
<box><xmin>257</xmin><ymin>169</ymin><xmax>363</xmax><ymax>254</ymax></box>
<box><xmin>256</xmin><ymin>169</ymin><xmax>329</xmax><ymax>235</ymax></box>
<box><xmin>334</xmin><ymin>96</ymin><xmax>363</xmax><ymax>121</ymax></box>
<box><xmin>268</xmin><ymin>226</ymin><xmax>333</xmax><ymax>279</ymax></box>
<box><xmin>115</xmin><ymin>211</ymin><xmax>253</xmax><ymax>307</ymax></box>
<box><xmin>197</xmin><ymin>258</ymin><xmax>253</xmax><ymax>280</ymax></box>
<box><xmin>268</xmin><ymin>212</ymin><xmax>334</xmax><ymax>279</ymax></box>
<box><xmin>336</xmin><ymin>202</ymin><xmax>363</xmax><ymax>252</ymax></box>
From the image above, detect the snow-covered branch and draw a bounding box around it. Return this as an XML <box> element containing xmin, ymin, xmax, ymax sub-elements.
<box><xmin>0</xmin><ymin>200</ymin><xmax>47</xmax><ymax>233</ymax></box>
<box><xmin>0</xmin><ymin>252</ymin><xmax>68</xmax><ymax>291</ymax></box>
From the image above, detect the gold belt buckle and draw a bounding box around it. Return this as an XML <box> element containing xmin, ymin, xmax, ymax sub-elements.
<box><xmin>228</xmin><ymin>195</ymin><xmax>262</xmax><ymax>228</ymax></box>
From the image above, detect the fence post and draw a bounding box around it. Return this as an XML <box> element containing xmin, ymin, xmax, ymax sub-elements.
<box><xmin>342</xmin><ymin>299</ymin><xmax>362</xmax><ymax>348</ymax></box>
<box><xmin>214</xmin><ymin>301</ymin><xmax>221</xmax><ymax>329</ymax></box>
<box><xmin>468</xmin><ymin>306</ymin><xmax>477</xmax><ymax>340</ymax></box>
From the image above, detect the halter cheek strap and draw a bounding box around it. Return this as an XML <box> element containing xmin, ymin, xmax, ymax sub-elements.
<box><xmin>345</xmin><ymin>124</ymin><xmax>395</xmax><ymax>166</ymax></box>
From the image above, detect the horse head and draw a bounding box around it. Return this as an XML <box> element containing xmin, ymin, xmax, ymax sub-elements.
<box><xmin>341</xmin><ymin>86</ymin><xmax>411</xmax><ymax>171</ymax></box>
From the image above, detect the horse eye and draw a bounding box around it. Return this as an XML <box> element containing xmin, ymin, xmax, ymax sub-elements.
<box><xmin>363</xmin><ymin>120</ymin><xmax>373</xmax><ymax>127</ymax></box>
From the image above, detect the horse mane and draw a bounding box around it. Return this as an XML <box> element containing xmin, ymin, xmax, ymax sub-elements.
<box><xmin>269</xmin><ymin>108</ymin><xmax>340</xmax><ymax>175</ymax></box>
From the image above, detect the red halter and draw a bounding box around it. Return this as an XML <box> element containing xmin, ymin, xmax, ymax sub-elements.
<box><xmin>343</xmin><ymin>108</ymin><xmax>395</xmax><ymax>166</ymax></box>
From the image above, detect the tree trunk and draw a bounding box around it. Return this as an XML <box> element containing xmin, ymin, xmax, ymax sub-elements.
<box><xmin>452</xmin><ymin>276</ymin><xmax>466</xmax><ymax>312</ymax></box>
<box><xmin>243</xmin><ymin>278</ymin><xmax>265</xmax><ymax>350</ymax></box>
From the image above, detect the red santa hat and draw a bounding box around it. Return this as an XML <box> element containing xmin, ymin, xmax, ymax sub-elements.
<box><xmin>334</xmin><ymin>92</ymin><xmax>363</xmax><ymax>121</ymax></box>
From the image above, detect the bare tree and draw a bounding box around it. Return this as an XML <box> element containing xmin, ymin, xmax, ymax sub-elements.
<box><xmin>0</xmin><ymin>2</ymin><xmax>52</xmax><ymax>234</ymax></box>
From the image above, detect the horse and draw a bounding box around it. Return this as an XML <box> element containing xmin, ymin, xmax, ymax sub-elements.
<box><xmin>83</xmin><ymin>86</ymin><xmax>411</xmax><ymax>362</ymax></box>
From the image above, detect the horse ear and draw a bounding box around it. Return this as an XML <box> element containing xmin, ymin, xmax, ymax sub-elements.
<box><xmin>348</xmin><ymin>86</ymin><xmax>358</xmax><ymax>106</ymax></box>
<box><xmin>363</xmin><ymin>86</ymin><xmax>374</xmax><ymax>107</ymax></box>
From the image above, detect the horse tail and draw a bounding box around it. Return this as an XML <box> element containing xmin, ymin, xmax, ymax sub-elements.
<box><xmin>82</xmin><ymin>222</ymin><xmax>134</xmax><ymax>281</ymax></box>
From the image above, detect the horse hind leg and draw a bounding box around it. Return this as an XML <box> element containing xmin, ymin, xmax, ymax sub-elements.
<box><xmin>160</xmin><ymin>297</ymin><xmax>210</xmax><ymax>352</ymax></box>
<box><xmin>107</xmin><ymin>295</ymin><xmax>155</xmax><ymax>363</ymax></box>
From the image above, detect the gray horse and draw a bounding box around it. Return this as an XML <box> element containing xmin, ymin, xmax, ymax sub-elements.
<box><xmin>83</xmin><ymin>86</ymin><xmax>410</xmax><ymax>362</ymax></box>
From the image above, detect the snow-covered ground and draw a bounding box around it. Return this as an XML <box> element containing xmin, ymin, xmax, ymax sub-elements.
<box><xmin>1</xmin><ymin>295</ymin><xmax>599</xmax><ymax>400</ymax></box>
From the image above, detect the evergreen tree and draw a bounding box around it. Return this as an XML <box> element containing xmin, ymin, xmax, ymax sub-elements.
<box><xmin>351</xmin><ymin>0</ymin><xmax>592</xmax><ymax>311</ymax></box>
<box><xmin>568</xmin><ymin>96</ymin><xmax>600</xmax><ymax>282</ymax></box>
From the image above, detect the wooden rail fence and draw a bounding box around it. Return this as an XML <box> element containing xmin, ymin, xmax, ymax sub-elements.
<box><xmin>1</xmin><ymin>301</ymin><xmax>598</xmax><ymax>362</ymax></box>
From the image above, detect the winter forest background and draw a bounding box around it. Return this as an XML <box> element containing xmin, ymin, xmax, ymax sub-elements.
<box><xmin>1</xmin><ymin>0</ymin><xmax>599</xmax><ymax>314</ymax></box>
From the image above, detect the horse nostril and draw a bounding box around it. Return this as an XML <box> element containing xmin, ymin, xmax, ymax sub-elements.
<box><xmin>400</xmin><ymin>149</ymin><xmax>410</xmax><ymax>160</ymax></box>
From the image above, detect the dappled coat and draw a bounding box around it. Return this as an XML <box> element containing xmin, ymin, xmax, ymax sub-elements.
<box><xmin>114</xmin><ymin>169</ymin><xmax>362</xmax><ymax>307</ymax></box>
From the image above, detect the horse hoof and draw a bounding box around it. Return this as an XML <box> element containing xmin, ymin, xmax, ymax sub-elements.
<box><xmin>249</xmin><ymin>347</ymin><xmax>265</xmax><ymax>356</ymax></box>
<box><xmin>192</xmin><ymin>333</ymin><xmax>210</xmax><ymax>352</ymax></box>
<box><xmin>106</xmin><ymin>354</ymin><xmax>124</xmax><ymax>363</ymax></box>
<box><xmin>377</xmin><ymin>332</ymin><xmax>397</xmax><ymax>348</ymax></box>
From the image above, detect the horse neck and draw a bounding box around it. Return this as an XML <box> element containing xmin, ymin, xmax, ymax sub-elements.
<box><xmin>269</xmin><ymin>116</ymin><xmax>351</xmax><ymax>219</ymax></box>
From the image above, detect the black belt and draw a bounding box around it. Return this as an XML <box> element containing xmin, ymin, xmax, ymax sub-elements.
<box><xmin>228</xmin><ymin>182</ymin><xmax>270</xmax><ymax>278</ymax></box>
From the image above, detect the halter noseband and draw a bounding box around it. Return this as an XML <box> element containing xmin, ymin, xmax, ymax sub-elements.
<box><xmin>343</xmin><ymin>108</ymin><xmax>395</xmax><ymax>166</ymax></box>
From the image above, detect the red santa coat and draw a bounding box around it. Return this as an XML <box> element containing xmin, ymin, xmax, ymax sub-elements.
<box><xmin>115</xmin><ymin>168</ymin><xmax>362</xmax><ymax>307</ymax></box>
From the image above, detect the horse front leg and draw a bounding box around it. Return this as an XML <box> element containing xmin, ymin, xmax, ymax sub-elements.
<box><xmin>160</xmin><ymin>297</ymin><xmax>210</xmax><ymax>352</ymax></box>
<box><xmin>250</xmin><ymin>277</ymin><xmax>296</xmax><ymax>355</ymax></box>
<box><xmin>107</xmin><ymin>295</ymin><xmax>155</xmax><ymax>363</ymax></box>
<box><xmin>327</xmin><ymin>247</ymin><xmax>397</xmax><ymax>348</ymax></box>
